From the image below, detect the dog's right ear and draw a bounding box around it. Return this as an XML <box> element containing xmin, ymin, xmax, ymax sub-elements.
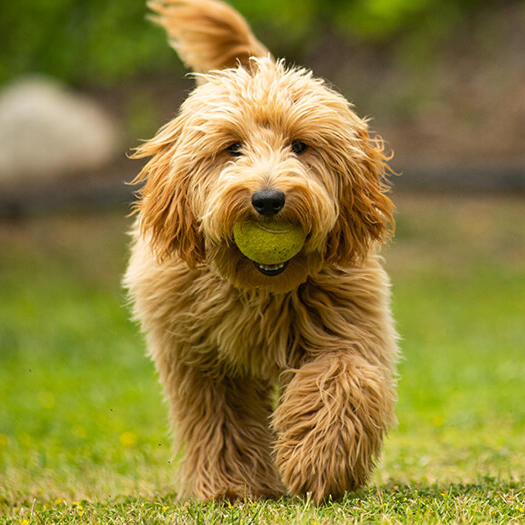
<box><xmin>148</xmin><ymin>0</ymin><xmax>270</xmax><ymax>73</ymax></box>
<box><xmin>130</xmin><ymin>116</ymin><xmax>205</xmax><ymax>267</ymax></box>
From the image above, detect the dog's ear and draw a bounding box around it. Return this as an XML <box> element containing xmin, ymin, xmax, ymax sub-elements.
<box><xmin>131</xmin><ymin>117</ymin><xmax>205</xmax><ymax>267</ymax></box>
<box><xmin>325</xmin><ymin>130</ymin><xmax>395</xmax><ymax>265</ymax></box>
<box><xmin>148</xmin><ymin>0</ymin><xmax>270</xmax><ymax>73</ymax></box>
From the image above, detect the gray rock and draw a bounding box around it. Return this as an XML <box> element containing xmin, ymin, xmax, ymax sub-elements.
<box><xmin>0</xmin><ymin>76</ymin><xmax>119</xmax><ymax>183</ymax></box>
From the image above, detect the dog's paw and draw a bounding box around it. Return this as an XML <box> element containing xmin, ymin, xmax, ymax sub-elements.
<box><xmin>273</xmin><ymin>413</ymin><xmax>367</xmax><ymax>503</ymax></box>
<box><xmin>273</xmin><ymin>353</ymin><xmax>393</xmax><ymax>502</ymax></box>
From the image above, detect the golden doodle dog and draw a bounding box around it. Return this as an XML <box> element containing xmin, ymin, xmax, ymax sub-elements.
<box><xmin>124</xmin><ymin>0</ymin><xmax>399</xmax><ymax>503</ymax></box>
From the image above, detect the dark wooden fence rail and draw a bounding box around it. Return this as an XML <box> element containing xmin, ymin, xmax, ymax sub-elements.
<box><xmin>1</xmin><ymin>159</ymin><xmax>524</xmax><ymax>219</ymax></box>
<box><xmin>392</xmin><ymin>160</ymin><xmax>525</xmax><ymax>193</ymax></box>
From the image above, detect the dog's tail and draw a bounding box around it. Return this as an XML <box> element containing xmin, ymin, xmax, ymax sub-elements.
<box><xmin>148</xmin><ymin>0</ymin><xmax>270</xmax><ymax>73</ymax></box>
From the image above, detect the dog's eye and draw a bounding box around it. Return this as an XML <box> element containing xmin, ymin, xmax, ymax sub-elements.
<box><xmin>226</xmin><ymin>142</ymin><xmax>243</xmax><ymax>157</ymax></box>
<box><xmin>291</xmin><ymin>140</ymin><xmax>308</xmax><ymax>155</ymax></box>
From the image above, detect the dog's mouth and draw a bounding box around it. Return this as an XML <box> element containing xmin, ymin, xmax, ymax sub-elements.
<box><xmin>253</xmin><ymin>260</ymin><xmax>289</xmax><ymax>276</ymax></box>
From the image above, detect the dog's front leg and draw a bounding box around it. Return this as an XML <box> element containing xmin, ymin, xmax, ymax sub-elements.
<box><xmin>165</xmin><ymin>363</ymin><xmax>284</xmax><ymax>501</ymax></box>
<box><xmin>272</xmin><ymin>351</ymin><xmax>396</xmax><ymax>502</ymax></box>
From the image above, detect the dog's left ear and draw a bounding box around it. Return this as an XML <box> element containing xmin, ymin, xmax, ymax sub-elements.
<box><xmin>130</xmin><ymin>117</ymin><xmax>205</xmax><ymax>266</ymax></box>
<box><xmin>325</xmin><ymin>129</ymin><xmax>395</xmax><ymax>265</ymax></box>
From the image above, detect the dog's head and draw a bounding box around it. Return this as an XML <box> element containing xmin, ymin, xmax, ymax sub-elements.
<box><xmin>132</xmin><ymin>1</ymin><xmax>394</xmax><ymax>293</ymax></box>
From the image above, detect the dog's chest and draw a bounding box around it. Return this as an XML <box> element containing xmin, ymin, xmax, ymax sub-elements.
<box><xmin>182</xmin><ymin>285</ymin><xmax>301</xmax><ymax>379</ymax></box>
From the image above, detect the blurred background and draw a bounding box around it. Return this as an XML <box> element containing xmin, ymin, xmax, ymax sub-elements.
<box><xmin>1</xmin><ymin>0</ymin><xmax>524</xmax><ymax>505</ymax></box>
<box><xmin>1</xmin><ymin>0</ymin><xmax>524</xmax><ymax>209</ymax></box>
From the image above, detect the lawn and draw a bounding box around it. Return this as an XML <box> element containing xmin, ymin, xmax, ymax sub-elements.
<box><xmin>0</xmin><ymin>194</ymin><xmax>524</xmax><ymax>523</ymax></box>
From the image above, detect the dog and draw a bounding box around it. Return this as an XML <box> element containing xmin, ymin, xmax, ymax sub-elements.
<box><xmin>124</xmin><ymin>0</ymin><xmax>399</xmax><ymax>503</ymax></box>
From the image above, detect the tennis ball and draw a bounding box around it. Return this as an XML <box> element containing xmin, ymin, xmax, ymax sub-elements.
<box><xmin>233</xmin><ymin>219</ymin><xmax>306</xmax><ymax>265</ymax></box>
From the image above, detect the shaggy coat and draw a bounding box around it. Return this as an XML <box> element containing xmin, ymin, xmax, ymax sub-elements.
<box><xmin>124</xmin><ymin>0</ymin><xmax>399</xmax><ymax>503</ymax></box>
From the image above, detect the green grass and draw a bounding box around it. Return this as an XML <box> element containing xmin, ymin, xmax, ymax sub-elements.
<box><xmin>1</xmin><ymin>195</ymin><xmax>524</xmax><ymax>523</ymax></box>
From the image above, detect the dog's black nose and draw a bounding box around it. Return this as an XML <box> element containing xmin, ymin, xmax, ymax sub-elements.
<box><xmin>251</xmin><ymin>190</ymin><xmax>286</xmax><ymax>216</ymax></box>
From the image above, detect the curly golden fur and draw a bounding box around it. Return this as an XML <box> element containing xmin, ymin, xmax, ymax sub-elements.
<box><xmin>124</xmin><ymin>0</ymin><xmax>399</xmax><ymax>503</ymax></box>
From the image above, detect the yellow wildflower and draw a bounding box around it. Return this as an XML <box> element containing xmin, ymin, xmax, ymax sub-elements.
<box><xmin>74</xmin><ymin>426</ymin><xmax>86</xmax><ymax>439</ymax></box>
<box><xmin>120</xmin><ymin>432</ymin><xmax>137</xmax><ymax>447</ymax></box>
<box><xmin>432</xmin><ymin>416</ymin><xmax>444</xmax><ymax>427</ymax></box>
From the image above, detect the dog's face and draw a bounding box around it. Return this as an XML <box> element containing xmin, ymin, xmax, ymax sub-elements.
<box><xmin>134</xmin><ymin>58</ymin><xmax>393</xmax><ymax>293</ymax></box>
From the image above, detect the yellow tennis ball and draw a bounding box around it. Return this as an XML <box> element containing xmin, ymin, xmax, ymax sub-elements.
<box><xmin>233</xmin><ymin>219</ymin><xmax>306</xmax><ymax>265</ymax></box>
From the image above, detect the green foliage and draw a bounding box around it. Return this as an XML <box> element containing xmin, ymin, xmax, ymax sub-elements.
<box><xmin>0</xmin><ymin>0</ymin><xmax>492</xmax><ymax>86</ymax></box>
<box><xmin>0</xmin><ymin>0</ymin><xmax>172</xmax><ymax>86</ymax></box>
